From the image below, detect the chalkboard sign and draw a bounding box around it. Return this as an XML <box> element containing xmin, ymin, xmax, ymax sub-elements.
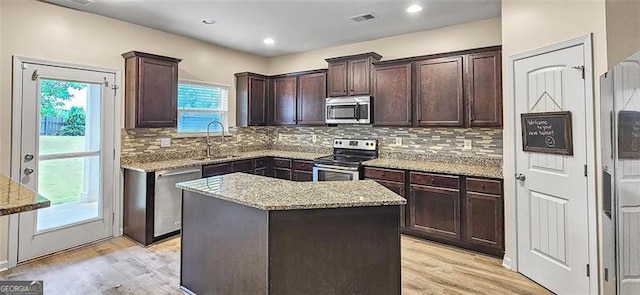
<box><xmin>618</xmin><ymin>111</ymin><xmax>640</xmax><ymax>159</ymax></box>
<box><xmin>521</xmin><ymin>111</ymin><xmax>574</xmax><ymax>155</ymax></box>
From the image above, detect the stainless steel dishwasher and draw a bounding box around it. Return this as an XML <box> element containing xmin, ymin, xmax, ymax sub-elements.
<box><xmin>154</xmin><ymin>167</ymin><xmax>202</xmax><ymax>238</ymax></box>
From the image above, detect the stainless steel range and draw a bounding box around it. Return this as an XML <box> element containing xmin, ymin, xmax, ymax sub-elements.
<box><xmin>313</xmin><ymin>138</ymin><xmax>378</xmax><ymax>181</ymax></box>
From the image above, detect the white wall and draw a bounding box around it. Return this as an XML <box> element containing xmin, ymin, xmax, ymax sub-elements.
<box><xmin>0</xmin><ymin>0</ymin><xmax>268</xmax><ymax>265</ymax></box>
<box><xmin>606</xmin><ymin>0</ymin><xmax>640</xmax><ymax>67</ymax></box>
<box><xmin>268</xmin><ymin>17</ymin><xmax>502</xmax><ymax>75</ymax></box>
<box><xmin>501</xmin><ymin>0</ymin><xmax>607</xmax><ymax>289</ymax></box>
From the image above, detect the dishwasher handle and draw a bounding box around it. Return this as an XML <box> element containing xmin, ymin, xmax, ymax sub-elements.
<box><xmin>157</xmin><ymin>169</ymin><xmax>201</xmax><ymax>178</ymax></box>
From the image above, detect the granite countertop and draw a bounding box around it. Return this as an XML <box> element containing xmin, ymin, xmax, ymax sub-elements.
<box><xmin>363</xmin><ymin>158</ymin><xmax>503</xmax><ymax>179</ymax></box>
<box><xmin>121</xmin><ymin>150</ymin><xmax>329</xmax><ymax>172</ymax></box>
<box><xmin>176</xmin><ymin>173</ymin><xmax>406</xmax><ymax>211</ymax></box>
<box><xmin>0</xmin><ymin>174</ymin><xmax>50</xmax><ymax>216</ymax></box>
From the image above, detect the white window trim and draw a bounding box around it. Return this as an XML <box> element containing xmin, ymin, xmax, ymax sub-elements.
<box><xmin>177</xmin><ymin>79</ymin><xmax>230</xmax><ymax>135</ymax></box>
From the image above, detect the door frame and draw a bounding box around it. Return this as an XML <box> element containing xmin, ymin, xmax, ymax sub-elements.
<box><xmin>506</xmin><ymin>34</ymin><xmax>598</xmax><ymax>294</ymax></box>
<box><xmin>7</xmin><ymin>56</ymin><xmax>122</xmax><ymax>268</ymax></box>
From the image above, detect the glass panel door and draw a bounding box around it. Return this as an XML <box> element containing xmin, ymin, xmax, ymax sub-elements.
<box><xmin>17</xmin><ymin>63</ymin><xmax>115</xmax><ymax>262</ymax></box>
<box><xmin>36</xmin><ymin>79</ymin><xmax>102</xmax><ymax>231</ymax></box>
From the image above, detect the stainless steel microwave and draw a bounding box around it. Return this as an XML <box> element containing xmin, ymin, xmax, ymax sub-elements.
<box><xmin>325</xmin><ymin>96</ymin><xmax>371</xmax><ymax>124</ymax></box>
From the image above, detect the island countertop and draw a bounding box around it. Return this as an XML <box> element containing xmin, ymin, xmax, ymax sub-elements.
<box><xmin>0</xmin><ymin>174</ymin><xmax>50</xmax><ymax>216</ymax></box>
<box><xmin>176</xmin><ymin>173</ymin><xmax>406</xmax><ymax>211</ymax></box>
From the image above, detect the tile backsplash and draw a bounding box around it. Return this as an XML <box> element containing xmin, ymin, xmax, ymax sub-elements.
<box><xmin>122</xmin><ymin>126</ymin><xmax>502</xmax><ymax>162</ymax></box>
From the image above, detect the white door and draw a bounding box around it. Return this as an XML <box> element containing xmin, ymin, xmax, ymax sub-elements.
<box><xmin>17</xmin><ymin>62</ymin><xmax>115</xmax><ymax>262</ymax></box>
<box><xmin>514</xmin><ymin>44</ymin><xmax>591</xmax><ymax>294</ymax></box>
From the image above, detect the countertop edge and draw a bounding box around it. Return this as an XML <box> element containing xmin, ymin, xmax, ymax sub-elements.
<box><xmin>0</xmin><ymin>199</ymin><xmax>51</xmax><ymax>216</ymax></box>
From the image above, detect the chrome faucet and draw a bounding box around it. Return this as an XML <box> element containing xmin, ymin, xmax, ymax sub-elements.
<box><xmin>206</xmin><ymin>120</ymin><xmax>225</xmax><ymax>158</ymax></box>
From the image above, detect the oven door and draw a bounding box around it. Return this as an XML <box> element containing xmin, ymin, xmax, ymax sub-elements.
<box><xmin>313</xmin><ymin>164</ymin><xmax>360</xmax><ymax>181</ymax></box>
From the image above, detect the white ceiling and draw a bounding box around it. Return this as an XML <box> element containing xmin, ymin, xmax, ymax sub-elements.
<box><xmin>45</xmin><ymin>0</ymin><xmax>501</xmax><ymax>58</ymax></box>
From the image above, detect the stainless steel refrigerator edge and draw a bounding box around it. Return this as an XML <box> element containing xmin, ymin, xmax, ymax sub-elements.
<box><xmin>600</xmin><ymin>50</ymin><xmax>640</xmax><ymax>295</ymax></box>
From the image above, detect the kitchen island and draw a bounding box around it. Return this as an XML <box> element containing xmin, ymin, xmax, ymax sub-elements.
<box><xmin>0</xmin><ymin>174</ymin><xmax>50</xmax><ymax>216</ymax></box>
<box><xmin>176</xmin><ymin>173</ymin><xmax>406</xmax><ymax>295</ymax></box>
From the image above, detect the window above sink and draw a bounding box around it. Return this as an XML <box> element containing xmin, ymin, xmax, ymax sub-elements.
<box><xmin>177</xmin><ymin>80</ymin><xmax>229</xmax><ymax>135</ymax></box>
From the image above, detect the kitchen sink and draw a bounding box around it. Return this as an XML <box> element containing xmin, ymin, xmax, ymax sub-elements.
<box><xmin>192</xmin><ymin>155</ymin><xmax>239</xmax><ymax>161</ymax></box>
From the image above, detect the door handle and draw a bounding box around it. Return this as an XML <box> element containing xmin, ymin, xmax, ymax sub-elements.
<box><xmin>515</xmin><ymin>173</ymin><xmax>526</xmax><ymax>182</ymax></box>
<box><xmin>24</xmin><ymin>167</ymin><xmax>34</xmax><ymax>175</ymax></box>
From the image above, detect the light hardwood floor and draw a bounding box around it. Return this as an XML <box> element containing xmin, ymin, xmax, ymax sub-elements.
<box><xmin>0</xmin><ymin>235</ymin><xmax>550</xmax><ymax>295</ymax></box>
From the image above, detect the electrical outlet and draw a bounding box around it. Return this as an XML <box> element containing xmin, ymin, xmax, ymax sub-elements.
<box><xmin>395</xmin><ymin>137</ymin><xmax>402</xmax><ymax>146</ymax></box>
<box><xmin>463</xmin><ymin>139</ymin><xmax>472</xmax><ymax>150</ymax></box>
<box><xmin>279</xmin><ymin>133</ymin><xmax>283</xmax><ymax>141</ymax></box>
<box><xmin>160</xmin><ymin>138</ymin><xmax>171</xmax><ymax>147</ymax></box>
<box><xmin>236</xmin><ymin>134</ymin><xmax>242</xmax><ymax>142</ymax></box>
<box><xmin>312</xmin><ymin>134</ymin><xmax>317</xmax><ymax>143</ymax></box>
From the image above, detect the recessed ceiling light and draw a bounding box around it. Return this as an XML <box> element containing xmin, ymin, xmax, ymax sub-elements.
<box><xmin>201</xmin><ymin>19</ymin><xmax>216</xmax><ymax>25</ymax></box>
<box><xmin>406</xmin><ymin>4</ymin><xmax>423</xmax><ymax>13</ymax></box>
<box><xmin>263</xmin><ymin>38</ymin><xmax>275</xmax><ymax>45</ymax></box>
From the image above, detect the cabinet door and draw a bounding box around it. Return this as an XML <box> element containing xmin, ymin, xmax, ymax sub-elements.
<box><xmin>466</xmin><ymin>51</ymin><xmax>502</xmax><ymax>127</ymax></box>
<box><xmin>272</xmin><ymin>77</ymin><xmax>297</xmax><ymax>125</ymax></box>
<box><xmin>273</xmin><ymin>168</ymin><xmax>291</xmax><ymax>180</ymax></box>
<box><xmin>202</xmin><ymin>163</ymin><xmax>231</xmax><ymax>178</ymax></box>
<box><xmin>248</xmin><ymin>76</ymin><xmax>268</xmax><ymax>125</ymax></box>
<box><xmin>349</xmin><ymin>58</ymin><xmax>371</xmax><ymax>96</ymax></box>
<box><xmin>137</xmin><ymin>57</ymin><xmax>178</xmax><ymax>128</ymax></box>
<box><xmin>415</xmin><ymin>57</ymin><xmax>464</xmax><ymax>127</ymax></box>
<box><xmin>328</xmin><ymin>61</ymin><xmax>348</xmax><ymax>97</ymax></box>
<box><xmin>466</xmin><ymin>192</ymin><xmax>503</xmax><ymax>250</ymax></box>
<box><xmin>254</xmin><ymin>167</ymin><xmax>267</xmax><ymax>176</ymax></box>
<box><xmin>409</xmin><ymin>184</ymin><xmax>461</xmax><ymax>240</ymax></box>
<box><xmin>372</xmin><ymin>179</ymin><xmax>407</xmax><ymax>229</ymax></box>
<box><xmin>293</xmin><ymin>171</ymin><xmax>313</xmax><ymax>182</ymax></box>
<box><xmin>298</xmin><ymin>73</ymin><xmax>327</xmax><ymax>125</ymax></box>
<box><xmin>373</xmin><ymin>63</ymin><xmax>412</xmax><ymax>126</ymax></box>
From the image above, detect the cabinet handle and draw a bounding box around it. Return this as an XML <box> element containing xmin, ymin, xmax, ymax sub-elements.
<box><xmin>430</xmin><ymin>178</ymin><xmax>435</xmax><ymax>184</ymax></box>
<box><xmin>481</xmin><ymin>184</ymin><xmax>486</xmax><ymax>189</ymax></box>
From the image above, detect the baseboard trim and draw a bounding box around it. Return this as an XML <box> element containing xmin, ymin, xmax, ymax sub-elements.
<box><xmin>502</xmin><ymin>256</ymin><xmax>512</xmax><ymax>270</ymax></box>
<box><xmin>0</xmin><ymin>260</ymin><xmax>9</xmax><ymax>272</ymax></box>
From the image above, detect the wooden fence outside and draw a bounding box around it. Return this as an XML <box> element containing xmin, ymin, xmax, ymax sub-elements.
<box><xmin>40</xmin><ymin>117</ymin><xmax>64</xmax><ymax>135</ymax></box>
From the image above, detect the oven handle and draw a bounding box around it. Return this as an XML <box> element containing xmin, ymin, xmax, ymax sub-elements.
<box><xmin>314</xmin><ymin>164</ymin><xmax>360</xmax><ymax>172</ymax></box>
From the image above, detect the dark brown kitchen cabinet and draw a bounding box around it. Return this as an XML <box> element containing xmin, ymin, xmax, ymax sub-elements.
<box><xmin>231</xmin><ymin>159</ymin><xmax>255</xmax><ymax>173</ymax></box>
<box><xmin>236</xmin><ymin>72</ymin><xmax>269</xmax><ymax>126</ymax></box>
<box><xmin>254</xmin><ymin>158</ymin><xmax>270</xmax><ymax>176</ymax></box>
<box><xmin>202</xmin><ymin>163</ymin><xmax>231</xmax><ymax>178</ymax></box>
<box><xmin>409</xmin><ymin>184</ymin><xmax>461</xmax><ymax>241</ymax></box>
<box><xmin>364</xmin><ymin>167</ymin><xmax>407</xmax><ymax>229</ymax></box>
<box><xmin>272</xmin><ymin>77</ymin><xmax>298</xmax><ymax>125</ymax></box>
<box><xmin>414</xmin><ymin>56</ymin><xmax>464</xmax><ymax>127</ymax></box>
<box><xmin>373</xmin><ymin>63</ymin><xmax>412</xmax><ymax>126</ymax></box>
<box><xmin>297</xmin><ymin>72</ymin><xmax>327</xmax><ymax>125</ymax></box>
<box><xmin>326</xmin><ymin>52</ymin><xmax>381</xmax><ymax>97</ymax></box>
<box><xmin>327</xmin><ymin>61</ymin><xmax>348</xmax><ymax>97</ymax></box>
<box><xmin>292</xmin><ymin>159</ymin><xmax>313</xmax><ymax>182</ymax></box>
<box><xmin>122</xmin><ymin>51</ymin><xmax>181</xmax><ymax>129</ymax></box>
<box><xmin>465</xmin><ymin>178</ymin><xmax>504</xmax><ymax>251</ymax></box>
<box><xmin>272</xmin><ymin>157</ymin><xmax>292</xmax><ymax>180</ymax></box>
<box><xmin>466</xmin><ymin>51</ymin><xmax>503</xmax><ymax>127</ymax></box>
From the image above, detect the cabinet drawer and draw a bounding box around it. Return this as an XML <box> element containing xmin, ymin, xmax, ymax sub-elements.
<box><xmin>364</xmin><ymin>167</ymin><xmax>405</xmax><ymax>182</ymax></box>
<box><xmin>410</xmin><ymin>172</ymin><xmax>459</xmax><ymax>189</ymax></box>
<box><xmin>273</xmin><ymin>158</ymin><xmax>291</xmax><ymax>168</ymax></box>
<box><xmin>466</xmin><ymin>178</ymin><xmax>502</xmax><ymax>195</ymax></box>
<box><xmin>273</xmin><ymin>168</ymin><xmax>291</xmax><ymax>180</ymax></box>
<box><xmin>202</xmin><ymin>163</ymin><xmax>231</xmax><ymax>177</ymax></box>
<box><xmin>231</xmin><ymin>159</ymin><xmax>254</xmax><ymax>173</ymax></box>
<box><xmin>292</xmin><ymin>160</ymin><xmax>313</xmax><ymax>172</ymax></box>
<box><xmin>254</xmin><ymin>158</ymin><xmax>268</xmax><ymax>168</ymax></box>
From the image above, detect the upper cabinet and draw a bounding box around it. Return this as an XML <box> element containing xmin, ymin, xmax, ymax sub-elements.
<box><xmin>373</xmin><ymin>63</ymin><xmax>412</xmax><ymax>126</ymax></box>
<box><xmin>326</xmin><ymin>52</ymin><xmax>381</xmax><ymax>97</ymax></box>
<box><xmin>465</xmin><ymin>51</ymin><xmax>503</xmax><ymax>127</ymax></box>
<box><xmin>414</xmin><ymin>56</ymin><xmax>465</xmax><ymax>127</ymax></box>
<box><xmin>272</xmin><ymin>76</ymin><xmax>298</xmax><ymax>125</ymax></box>
<box><xmin>236</xmin><ymin>72</ymin><xmax>269</xmax><ymax>126</ymax></box>
<box><xmin>236</xmin><ymin>70</ymin><xmax>327</xmax><ymax>127</ymax></box>
<box><xmin>297</xmin><ymin>72</ymin><xmax>327</xmax><ymax>125</ymax></box>
<box><xmin>372</xmin><ymin>46</ymin><xmax>503</xmax><ymax>128</ymax></box>
<box><xmin>122</xmin><ymin>51</ymin><xmax>181</xmax><ymax>129</ymax></box>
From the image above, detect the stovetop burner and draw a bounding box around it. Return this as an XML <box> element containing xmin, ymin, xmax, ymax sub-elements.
<box><xmin>313</xmin><ymin>139</ymin><xmax>378</xmax><ymax>168</ymax></box>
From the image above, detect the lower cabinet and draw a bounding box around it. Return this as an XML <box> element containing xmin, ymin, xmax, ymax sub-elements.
<box><xmin>292</xmin><ymin>160</ymin><xmax>313</xmax><ymax>182</ymax></box>
<box><xmin>364</xmin><ymin>166</ymin><xmax>504</xmax><ymax>257</ymax></box>
<box><xmin>364</xmin><ymin>167</ymin><xmax>407</xmax><ymax>229</ymax></box>
<box><xmin>409</xmin><ymin>184</ymin><xmax>461</xmax><ymax>241</ymax></box>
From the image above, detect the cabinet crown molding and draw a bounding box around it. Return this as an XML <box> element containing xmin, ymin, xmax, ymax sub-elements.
<box><xmin>121</xmin><ymin>51</ymin><xmax>182</xmax><ymax>63</ymax></box>
<box><xmin>325</xmin><ymin>52</ymin><xmax>382</xmax><ymax>62</ymax></box>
